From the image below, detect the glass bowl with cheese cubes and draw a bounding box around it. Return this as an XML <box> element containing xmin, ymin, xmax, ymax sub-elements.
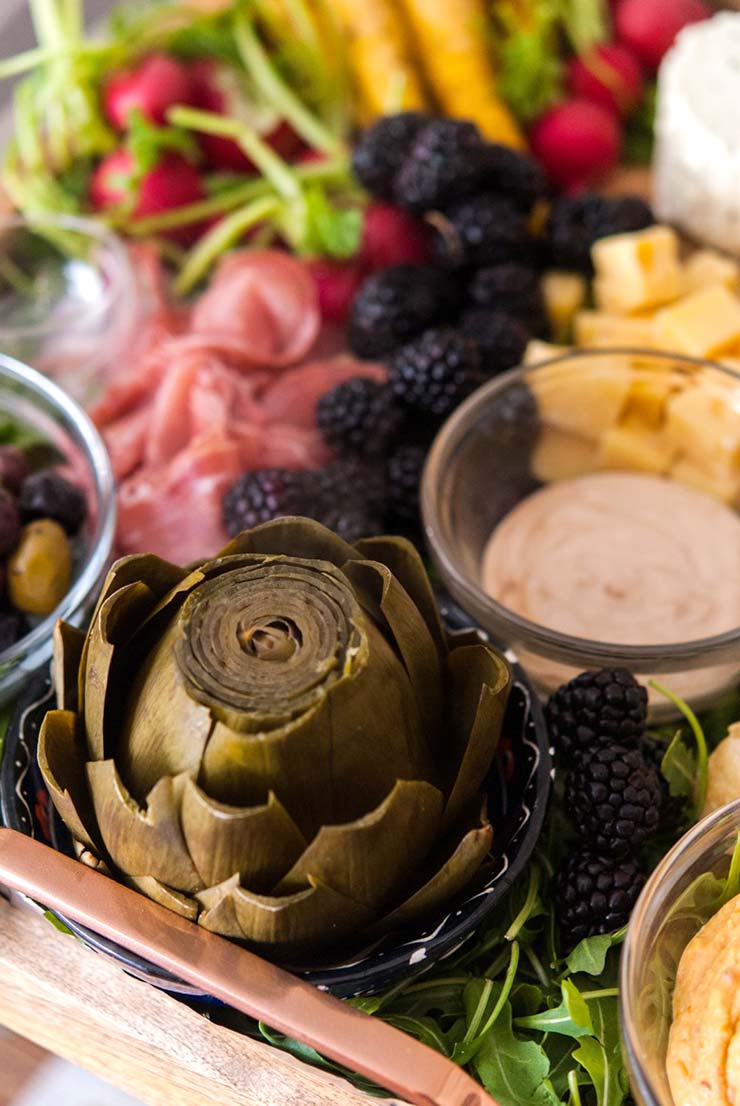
<box><xmin>422</xmin><ymin>220</ymin><xmax>740</xmax><ymax>717</ymax></box>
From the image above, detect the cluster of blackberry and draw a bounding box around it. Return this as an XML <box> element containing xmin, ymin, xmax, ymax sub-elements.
<box><xmin>545</xmin><ymin>668</ymin><xmax>678</xmax><ymax>950</ymax></box>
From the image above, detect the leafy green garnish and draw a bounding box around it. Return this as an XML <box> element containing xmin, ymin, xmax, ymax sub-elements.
<box><xmin>565</xmin><ymin>930</ymin><xmax>626</xmax><ymax>978</ymax></box>
<box><xmin>126</xmin><ymin>110</ymin><xmax>200</xmax><ymax>178</ymax></box>
<box><xmin>650</xmin><ymin>680</ymin><xmax>709</xmax><ymax>818</ymax></box>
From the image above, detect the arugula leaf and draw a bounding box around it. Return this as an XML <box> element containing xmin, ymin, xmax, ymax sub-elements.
<box><xmin>126</xmin><ymin>110</ymin><xmax>200</xmax><ymax>177</ymax></box>
<box><xmin>473</xmin><ymin>1000</ymin><xmax>565</xmax><ymax>1106</ymax></box>
<box><xmin>565</xmin><ymin>929</ymin><xmax>626</xmax><ymax>977</ymax></box>
<box><xmin>300</xmin><ymin>184</ymin><xmax>362</xmax><ymax>259</ymax></box>
<box><xmin>573</xmin><ymin>991</ymin><xmax>627</xmax><ymax>1106</ymax></box>
<box><xmin>515</xmin><ymin>980</ymin><xmax>593</xmax><ymax>1039</ymax></box>
<box><xmin>658</xmin><ymin>731</ymin><xmax>696</xmax><ymax>799</ymax></box>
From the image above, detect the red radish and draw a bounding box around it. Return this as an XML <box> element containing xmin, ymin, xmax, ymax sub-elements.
<box><xmin>104</xmin><ymin>53</ymin><xmax>196</xmax><ymax>130</ymax></box>
<box><xmin>530</xmin><ymin>98</ymin><xmax>621</xmax><ymax>191</ymax></box>
<box><xmin>190</xmin><ymin>59</ymin><xmax>301</xmax><ymax>172</ymax></box>
<box><xmin>360</xmin><ymin>202</ymin><xmax>430</xmax><ymax>269</ymax></box>
<box><xmin>308</xmin><ymin>259</ymin><xmax>367</xmax><ymax>324</ymax></box>
<box><xmin>90</xmin><ymin>149</ymin><xmax>205</xmax><ymax>242</ymax></box>
<box><xmin>615</xmin><ymin>0</ymin><xmax>710</xmax><ymax>70</ymax></box>
<box><xmin>567</xmin><ymin>42</ymin><xmax>644</xmax><ymax>118</ymax></box>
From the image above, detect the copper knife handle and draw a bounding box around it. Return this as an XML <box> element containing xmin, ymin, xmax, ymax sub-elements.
<box><xmin>0</xmin><ymin>828</ymin><xmax>497</xmax><ymax>1106</ymax></box>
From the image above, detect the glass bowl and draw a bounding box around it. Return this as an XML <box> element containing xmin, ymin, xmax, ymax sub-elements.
<box><xmin>0</xmin><ymin>352</ymin><xmax>115</xmax><ymax>705</ymax></box>
<box><xmin>421</xmin><ymin>348</ymin><xmax>740</xmax><ymax>715</ymax></box>
<box><xmin>620</xmin><ymin>799</ymin><xmax>740</xmax><ymax>1106</ymax></box>
<box><xmin>0</xmin><ymin>214</ymin><xmax>138</xmax><ymax>404</ymax></box>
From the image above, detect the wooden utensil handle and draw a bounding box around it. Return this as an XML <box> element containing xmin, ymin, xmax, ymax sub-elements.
<box><xmin>0</xmin><ymin>828</ymin><xmax>497</xmax><ymax>1106</ymax></box>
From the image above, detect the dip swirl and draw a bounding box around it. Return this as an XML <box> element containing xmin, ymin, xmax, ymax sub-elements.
<box><xmin>481</xmin><ymin>472</ymin><xmax>740</xmax><ymax>646</ymax></box>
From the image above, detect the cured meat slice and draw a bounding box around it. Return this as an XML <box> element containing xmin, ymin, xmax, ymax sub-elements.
<box><xmin>261</xmin><ymin>358</ymin><xmax>387</xmax><ymax>428</ymax></box>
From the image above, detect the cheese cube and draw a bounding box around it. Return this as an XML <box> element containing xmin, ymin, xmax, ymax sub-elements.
<box><xmin>665</xmin><ymin>383</ymin><xmax>740</xmax><ymax>470</ymax></box>
<box><xmin>671</xmin><ymin>459</ymin><xmax>740</xmax><ymax>506</ymax></box>
<box><xmin>621</xmin><ymin>371</ymin><xmax>684</xmax><ymax>429</ymax></box>
<box><xmin>542</xmin><ymin>271</ymin><xmax>588</xmax><ymax>342</ymax></box>
<box><xmin>599</xmin><ymin>423</ymin><xmax>677</xmax><ymax>474</ymax></box>
<box><xmin>683</xmin><ymin>249</ymin><xmax>740</xmax><ymax>294</ymax></box>
<box><xmin>529</xmin><ymin>356</ymin><xmax>632</xmax><ymax>438</ymax></box>
<box><xmin>592</xmin><ymin>226</ymin><xmax>683</xmax><ymax>315</ymax></box>
<box><xmin>531</xmin><ymin>427</ymin><xmax>600</xmax><ymax>483</ymax></box>
<box><xmin>523</xmin><ymin>339</ymin><xmax>569</xmax><ymax>365</ymax></box>
<box><xmin>574</xmin><ymin>310</ymin><xmax>656</xmax><ymax>349</ymax></box>
<box><xmin>653</xmin><ymin>285</ymin><xmax>740</xmax><ymax>358</ymax></box>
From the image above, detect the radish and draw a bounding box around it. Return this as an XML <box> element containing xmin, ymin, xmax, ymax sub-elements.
<box><xmin>308</xmin><ymin>259</ymin><xmax>367</xmax><ymax>323</ymax></box>
<box><xmin>104</xmin><ymin>53</ymin><xmax>197</xmax><ymax>130</ymax></box>
<box><xmin>90</xmin><ymin>149</ymin><xmax>205</xmax><ymax>241</ymax></box>
<box><xmin>360</xmin><ymin>202</ymin><xmax>430</xmax><ymax>269</ymax></box>
<box><xmin>615</xmin><ymin>0</ymin><xmax>710</xmax><ymax>70</ymax></box>
<box><xmin>190</xmin><ymin>59</ymin><xmax>301</xmax><ymax>172</ymax></box>
<box><xmin>530</xmin><ymin>98</ymin><xmax>621</xmax><ymax>191</ymax></box>
<box><xmin>567</xmin><ymin>42</ymin><xmax>645</xmax><ymax>118</ymax></box>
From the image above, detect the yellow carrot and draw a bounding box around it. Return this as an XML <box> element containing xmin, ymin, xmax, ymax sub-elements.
<box><xmin>397</xmin><ymin>0</ymin><xmax>525</xmax><ymax>148</ymax></box>
<box><xmin>332</xmin><ymin>0</ymin><xmax>429</xmax><ymax>119</ymax></box>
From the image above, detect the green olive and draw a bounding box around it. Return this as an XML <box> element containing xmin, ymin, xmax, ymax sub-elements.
<box><xmin>8</xmin><ymin>519</ymin><xmax>72</xmax><ymax>617</ymax></box>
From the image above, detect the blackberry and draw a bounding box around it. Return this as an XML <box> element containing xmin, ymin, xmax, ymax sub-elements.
<box><xmin>389</xmin><ymin>328</ymin><xmax>483</xmax><ymax>418</ymax></box>
<box><xmin>546</xmin><ymin>192</ymin><xmax>654</xmax><ymax>273</ymax></box>
<box><xmin>0</xmin><ymin>610</ymin><xmax>27</xmax><ymax>653</ymax></box>
<box><xmin>0</xmin><ymin>445</ymin><xmax>30</xmax><ymax>495</ymax></box>
<box><xmin>566</xmin><ymin>743</ymin><xmax>663</xmax><ymax>855</ymax></box>
<box><xmin>546</xmin><ymin>668</ymin><xmax>648</xmax><ymax>760</ymax></box>
<box><xmin>555</xmin><ymin>850</ymin><xmax>645</xmax><ymax>949</ymax></box>
<box><xmin>460</xmin><ymin>308</ymin><xmax>530</xmax><ymax>376</ymax></box>
<box><xmin>317</xmin><ymin>379</ymin><xmax>402</xmax><ymax>456</ymax></box>
<box><xmin>469</xmin><ymin>263</ymin><xmax>546</xmax><ymax>329</ymax></box>
<box><xmin>19</xmin><ymin>470</ymin><xmax>87</xmax><ymax>535</ymax></box>
<box><xmin>386</xmin><ymin>443</ymin><xmax>427</xmax><ymax>526</ymax></box>
<box><xmin>429</xmin><ymin>194</ymin><xmax>530</xmax><ymax>270</ymax></box>
<box><xmin>222</xmin><ymin>469</ymin><xmax>309</xmax><ymax>536</ymax></box>
<box><xmin>639</xmin><ymin>734</ymin><xmax>686</xmax><ymax>835</ymax></box>
<box><xmin>311</xmin><ymin>457</ymin><xmax>388</xmax><ymax>519</ymax></box>
<box><xmin>348</xmin><ymin>265</ymin><xmax>452</xmax><ymax>359</ymax></box>
<box><xmin>394</xmin><ymin>118</ymin><xmax>489</xmax><ymax>213</ymax></box>
<box><xmin>0</xmin><ymin>488</ymin><xmax>19</xmax><ymax>556</ymax></box>
<box><xmin>319</xmin><ymin>505</ymin><xmax>384</xmax><ymax>545</ymax></box>
<box><xmin>351</xmin><ymin>112</ymin><xmax>430</xmax><ymax>199</ymax></box>
<box><xmin>483</xmin><ymin>144</ymin><xmax>547</xmax><ymax>211</ymax></box>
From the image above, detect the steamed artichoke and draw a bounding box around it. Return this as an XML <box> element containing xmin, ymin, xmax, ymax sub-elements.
<box><xmin>39</xmin><ymin>518</ymin><xmax>510</xmax><ymax>958</ymax></box>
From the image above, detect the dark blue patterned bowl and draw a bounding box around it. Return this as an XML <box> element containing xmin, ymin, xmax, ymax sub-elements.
<box><xmin>0</xmin><ymin>635</ymin><xmax>551</xmax><ymax>1000</ymax></box>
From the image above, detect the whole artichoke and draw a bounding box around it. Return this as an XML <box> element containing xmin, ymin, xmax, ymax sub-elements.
<box><xmin>39</xmin><ymin>518</ymin><xmax>510</xmax><ymax>959</ymax></box>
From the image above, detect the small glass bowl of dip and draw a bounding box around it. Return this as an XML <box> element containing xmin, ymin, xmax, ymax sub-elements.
<box><xmin>421</xmin><ymin>349</ymin><xmax>740</xmax><ymax>715</ymax></box>
<box><xmin>0</xmin><ymin>214</ymin><xmax>138</xmax><ymax>404</ymax></box>
<box><xmin>620</xmin><ymin>799</ymin><xmax>740</xmax><ymax>1106</ymax></box>
<box><xmin>0</xmin><ymin>352</ymin><xmax>115</xmax><ymax>707</ymax></box>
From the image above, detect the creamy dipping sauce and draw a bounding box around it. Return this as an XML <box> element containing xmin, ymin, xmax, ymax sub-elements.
<box><xmin>481</xmin><ymin>471</ymin><xmax>740</xmax><ymax>645</ymax></box>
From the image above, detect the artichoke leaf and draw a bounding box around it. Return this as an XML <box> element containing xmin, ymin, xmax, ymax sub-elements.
<box><xmin>378</xmin><ymin>817</ymin><xmax>494</xmax><ymax>930</ymax></box>
<box><xmin>52</xmin><ymin>621</ymin><xmax>84</xmax><ymax>711</ymax></box>
<box><xmin>198</xmin><ymin>874</ymin><xmax>374</xmax><ymax>953</ymax></box>
<box><xmin>342</xmin><ymin>560</ymin><xmax>443</xmax><ymax>743</ymax></box>
<box><xmin>126</xmin><ymin>875</ymin><xmax>199</xmax><ymax>921</ymax></box>
<box><xmin>117</xmin><ymin>618</ymin><xmax>214</xmax><ymax>801</ymax></box>
<box><xmin>355</xmin><ymin>537</ymin><xmax>447</xmax><ymax>659</ymax></box>
<box><xmin>180</xmin><ymin>781</ymin><xmax>306</xmax><ymax>890</ymax></box>
<box><xmin>38</xmin><ymin>709</ymin><xmax>101</xmax><ymax>853</ymax></box>
<box><xmin>276</xmin><ymin>779</ymin><xmax>443</xmax><ymax>909</ymax></box>
<box><xmin>194</xmin><ymin>874</ymin><xmax>244</xmax><ymax>938</ymax></box>
<box><xmin>221</xmin><ymin>516</ymin><xmax>362</xmax><ymax>568</ymax></box>
<box><xmin>442</xmin><ymin>644</ymin><xmax>511</xmax><ymax>833</ymax></box>
<box><xmin>84</xmin><ymin>581</ymin><xmax>160</xmax><ymax>762</ymax></box>
<box><xmin>201</xmin><ymin>620</ymin><xmax>430</xmax><ymax>838</ymax></box>
<box><xmin>86</xmin><ymin>763</ymin><xmax>203</xmax><ymax>893</ymax></box>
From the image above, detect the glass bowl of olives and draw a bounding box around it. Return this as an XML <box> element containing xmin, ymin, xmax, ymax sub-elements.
<box><xmin>0</xmin><ymin>352</ymin><xmax>115</xmax><ymax>707</ymax></box>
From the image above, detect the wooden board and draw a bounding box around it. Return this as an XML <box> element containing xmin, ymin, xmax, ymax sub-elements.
<box><xmin>0</xmin><ymin>895</ymin><xmax>385</xmax><ymax>1106</ymax></box>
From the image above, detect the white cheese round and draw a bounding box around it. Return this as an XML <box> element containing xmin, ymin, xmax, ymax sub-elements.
<box><xmin>653</xmin><ymin>12</ymin><xmax>740</xmax><ymax>256</ymax></box>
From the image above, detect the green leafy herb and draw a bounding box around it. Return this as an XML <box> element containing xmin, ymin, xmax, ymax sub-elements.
<box><xmin>565</xmin><ymin>929</ymin><xmax>626</xmax><ymax>977</ymax></box>
<box><xmin>126</xmin><ymin>110</ymin><xmax>200</xmax><ymax>178</ymax></box>
<box><xmin>650</xmin><ymin>680</ymin><xmax>709</xmax><ymax>818</ymax></box>
<box><xmin>516</xmin><ymin>980</ymin><xmax>593</xmax><ymax>1039</ymax></box>
<box><xmin>658</xmin><ymin>731</ymin><xmax>696</xmax><ymax>799</ymax></box>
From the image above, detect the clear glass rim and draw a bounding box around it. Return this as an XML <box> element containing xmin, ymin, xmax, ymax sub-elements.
<box><xmin>0</xmin><ymin>213</ymin><xmax>135</xmax><ymax>341</ymax></box>
<box><xmin>0</xmin><ymin>352</ymin><xmax>116</xmax><ymax>663</ymax></box>
<box><xmin>421</xmin><ymin>347</ymin><xmax>740</xmax><ymax>667</ymax></box>
<box><xmin>619</xmin><ymin>798</ymin><xmax>740</xmax><ymax>1106</ymax></box>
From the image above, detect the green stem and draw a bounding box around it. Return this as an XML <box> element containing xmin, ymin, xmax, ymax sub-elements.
<box><xmin>581</xmin><ymin>988</ymin><xmax>619</xmax><ymax>1000</ymax></box>
<box><xmin>649</xmin><ymin>680</ymin><xmax>709</xmax><ymax>819</ymax></box>
<box><xmin>523</xmin><ymin>944</ymin><xmax>550</xmax><ymax>990</ymax></box>
<box><xmin>167</xmin><ymin>105</ymin><xmax>299</xmax><ymax>200</ymax></box>
<box><xmin>719</xmin><ymin>830</ymin><xmax>740</xmax><ymax>907</ymax></box>
<box><xmin>456</xmin><ymin>943</ymin><xmax>520</xmax><ymax>1065</ymax></box>
<box><xmin>0</xmin><ymin>46</ymin><xmax>64</xmax><ymax>79</ymax></box>
<box><xmin>233</xmin><ymin>11</ymin><xmax>343</xmax><ymax>154</ymax></box>
<box><xmin>29</xmin><ymin>0</ymin><xmax>65</xmax><ymax>48</ymax></box>
<box><xmin>174</xmin><ymin>194</ymin><xmax>280</xmax><ymax>296</ymax></box>
<box><xmin>568</xmin><ymin>1069</ymin><xmax>583</xmax><ymax>1106</ymax></box>
<box><xmin>505</xmin><ymin>863</ymin><xmax>541</xmax><ymax>942</ymax></box>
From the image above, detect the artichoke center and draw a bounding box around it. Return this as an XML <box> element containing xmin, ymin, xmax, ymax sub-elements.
<box><xmin>238</xmin><ymin>617</ymin><xmax>302</xmax><ymax>662</ymax></box>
